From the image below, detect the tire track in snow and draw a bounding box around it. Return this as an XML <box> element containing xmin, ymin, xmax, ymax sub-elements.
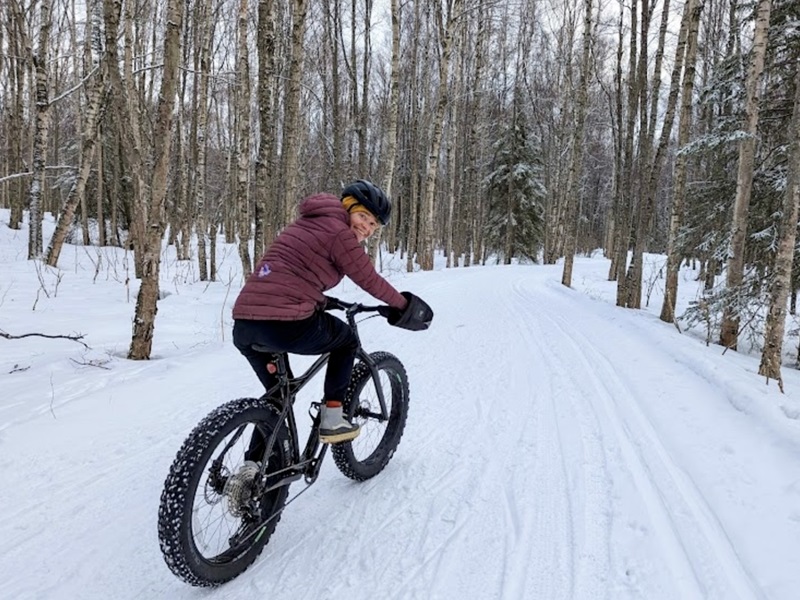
<box><xmin>483</xmin><ymin>281</ymin><xmax>576</xmax><ymax>600</ymax></box>
<box><xmin>510</xmin><ymin>278</ymin><xmax>611</xmax><ymax>599</ymax></box>
<box><xmin>347</xmin><ymin>276</ymin><xmax>576</xmax><ymax>600</ymax></box>
<box><xmin>267</xmin><ymin>281</ymin><xmax>516</xmax><ymax>599</ymax></box>
<box><xmin>534</xmin><ymin>283</ymin><xmax>764</xmax><ymax>600</ymax></box>
<box><xmin>383</xmin><ymin>281</ymin><xmax>543</xmax><ymax>599</ymax></box>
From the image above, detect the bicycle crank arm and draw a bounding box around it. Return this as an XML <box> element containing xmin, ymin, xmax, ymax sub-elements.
<box><xmin>355</xmin><ymin>409</ymin><xmax>387</xmax><ymax>421</ymax></box>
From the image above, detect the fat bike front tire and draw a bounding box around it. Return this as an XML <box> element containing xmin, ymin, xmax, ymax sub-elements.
<box><xmin>157</xmin><ymin>398</ymin><xmax>291</xmax><ymax>587</ymax></box>
<box><xmin>332</xmin><ymin>351</ymin><xmax>410</xmax><ymax>481</ymax></box>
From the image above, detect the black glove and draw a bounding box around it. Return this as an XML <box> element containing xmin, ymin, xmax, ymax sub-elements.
<box><xmin>378</xmin><ymin>305</ymin><xmax>402</xmax><ymax>320</ymax></box>
<box><xmin>383</xmin><ymin>292</ymin><xmax>433</xmax><ymax>331</ymax></box>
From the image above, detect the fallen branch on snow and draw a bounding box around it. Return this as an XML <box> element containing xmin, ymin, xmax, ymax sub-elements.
<box><xmin>0</xmin><ymin>329</ymin><xmax>90</xmax><ymax>349</ymax></box>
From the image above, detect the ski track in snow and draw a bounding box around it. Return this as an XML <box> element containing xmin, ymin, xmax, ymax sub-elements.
<box><xmin>2</xmin><ymin>263</ymin><xmax>799</xmax><ymax>599</ymax></box>
<box><xmin>524</xmin><ymin>279</ymin><xmax>763</xmax><ymax>600</ymax></box>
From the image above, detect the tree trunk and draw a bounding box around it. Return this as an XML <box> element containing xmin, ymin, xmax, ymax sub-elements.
<box><xmin>75</xmin><ymin>0</ymin><xmax>91</xmax><ymax>247</ymax></box>
<box><xmin>405</xmin><ymin>0</ymin><xmax>423</xmax><ymax>272</ymax></box>
<box><xmin>46</xmin><ymin>77</ymin><xmax>106</xmax><ymax>266</ymax></box>
<box><xmin>103</xmin><ymin>0</ymin><xmax>147</xmax><ymax>277</ymax></box>
<box><xmin>255</xmin><ymin>0</ymin><xmax>277</xmax><ymax>257</ymax></box>
<box><xmin>281</xmin><ymin>0</ymin><xmax>308</xmax><ymax>225</ymax></box>
<box><xmin>660</xmin><ymin>0</ymin><xmax>702</xmax><ymax>323</ymax></box>
<box><xmin>324</xmin><ymin>0</ymin><xmax>344</xmax><ymax>183</ymax></box>
<box><xmin>235</xmin><ymin>0</ymin><xmax>253</xmax><ymax>277</ymax></box>
<box><xmin>382</xmin><ymin>0</ymin><xmax>401</xmax><ymax>199</ymax></box>
<box><xmin>195</xmin><ymin>0</ymin><xmax>213</xmax><ymax>281</ymax></box>
<box><xmin>719</xmin><ymin>0</ymin><xmax>773</xmax><ymax>350</ymax></box>
<box><xmin>619</xmin><ymin>0</ymin><xmax>654</xmax><ymax>307</ymax></box>
<box><xmin>128</xmin><ymin>0</ymin><xmax>183</xmax><ymax>360</ymax></box>
<box><xmin>758</xmin><ymin>64</ymin><xmax>800</xmax><ymax>388</ymax></box>
<box><xmin>419</xmin><ymin>0</ymin><xmax>461</xmax><ymax>271</ymax></box>
<box><xmin>359</xmin><ymin>0</ymin><xmax>372</xmax><ymax>175</ymax></box>
<box><xmin>96</xmin><ymin>121</ymin><xmax>106</xmax><ymax>246</ymax></box>
<box><xmin>561</xmin><ymin>0</ymin><xmax>593</xmax><ymax>287</ymax></box>
<box><xmin>622</xmin><ymin>0</ymin><xmax>677</xmax><ymax>307</ymax></box>
<box><xmin>466</xmin><ymin>1</ymin><xmax>488</xmax><ymax>267</ymax></box>
<box><xmin>7</xmin><ymin>0</ymin><xmax>28</xmax><ymax>231</ymax></box>
<box><xmin>445</xmin><ymin>105</ymin><xmax>458</xmax><ymax>268</ymax></box>
<box><xmin>27</xmin><ymin>0</ymin><xmax>53</xmax><ymax>259</ymax></box>
<box><xmin>614</xmin><ymin>0</ymin><xmax>641</xmax><ymax>306</ymax></box>
<box><xmin>607</xmin><ymin>2</ymin><xmax>625</xmax><ymax>280</ymax></box>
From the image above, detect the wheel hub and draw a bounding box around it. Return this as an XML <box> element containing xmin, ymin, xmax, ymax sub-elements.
<box><xmin>223</xmin><ymin>461</ymin><xmax>260</xmax><ymax>517</ymax></box>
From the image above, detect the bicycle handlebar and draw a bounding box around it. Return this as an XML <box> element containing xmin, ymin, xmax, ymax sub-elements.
<box><xmin>323</xmin><ymin>296</ymin><xmax>383</xmax><ymax>315</ymax></box>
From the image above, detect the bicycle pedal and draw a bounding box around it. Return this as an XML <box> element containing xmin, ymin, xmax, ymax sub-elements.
<box><xmin>304</xmin><ymin>458</ymin><xmax>323</xmax><ymax>484</ymax></box>
<box><xmin>308</xmin><ymin>401</ymin><xmax>322</xmax><ymax>419</ymax></box>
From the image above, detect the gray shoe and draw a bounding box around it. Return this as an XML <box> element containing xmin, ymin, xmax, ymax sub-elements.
<box><xmin>319</xmin><ymin>405</ymin><xmax>360</xmax><ymax>444</ymax></box>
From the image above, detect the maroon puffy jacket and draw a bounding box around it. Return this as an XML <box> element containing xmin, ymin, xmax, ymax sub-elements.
<box><xmin>232</xmin><ymin>193</ymin><xmax>407</xmax><ymax>321</ymax></box>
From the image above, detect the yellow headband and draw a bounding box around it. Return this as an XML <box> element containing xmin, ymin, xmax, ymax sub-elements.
<box><xmin>342</xmin><ymin>196</ymin><xmax>375</xmax><ymax>218</ymax></box>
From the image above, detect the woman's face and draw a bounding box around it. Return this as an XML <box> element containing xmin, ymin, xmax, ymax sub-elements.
<box><xmin>350</xmin><ymin>211</ymin><xmax>380</xmax><ymax>242</ymax></box>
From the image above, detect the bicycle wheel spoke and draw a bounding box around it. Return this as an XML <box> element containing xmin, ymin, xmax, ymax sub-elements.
<box><xmin>332</xmin><ymin>353</ymin><xmax>409</xmax><ymax>481</ymax></box>
<box><xmin>159</xmin><ymin>398</ymin><xmax>293</xmax><ymax>586</ymax></box>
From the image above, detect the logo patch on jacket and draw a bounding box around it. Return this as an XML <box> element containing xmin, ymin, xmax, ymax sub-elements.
<box><xmin>258</xmin><ymin>263</ymin><xmax>271</xmax><ymax>278</ymax></box>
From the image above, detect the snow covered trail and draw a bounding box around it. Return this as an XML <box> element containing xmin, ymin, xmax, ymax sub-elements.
<box><xmin>2</xmin><ymin>263</ymin><xmax>799</xmax><ymax>599</ymax></box>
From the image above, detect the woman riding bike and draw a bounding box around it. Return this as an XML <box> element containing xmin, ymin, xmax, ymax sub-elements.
<box><xmin>232</xmin><ymin>179</ymin><xmax>425</xmax><ymax>444</ymax></box>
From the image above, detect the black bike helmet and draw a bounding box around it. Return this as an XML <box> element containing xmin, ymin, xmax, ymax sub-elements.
<box><xmin>341</xmin><ymin>179</ymin><xmax>392</xmax><ymax>225</ymax></box>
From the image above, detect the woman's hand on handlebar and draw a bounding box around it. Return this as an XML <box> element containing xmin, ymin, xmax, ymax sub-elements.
<box><xmin>377</xmin><ymin>305</ymin><xmax>401</xmax><ymax>320</ymax></box>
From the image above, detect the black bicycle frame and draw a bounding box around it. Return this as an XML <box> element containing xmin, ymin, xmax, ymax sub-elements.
<box><xmin>213</xmin><ymin>303</ymin><xmax>393</xmax><ymax>548</ymax></box>
<box><xmin>255</xmin><ymin>303</ymin><xmax>390</xmax><ymax>475</ymax></box>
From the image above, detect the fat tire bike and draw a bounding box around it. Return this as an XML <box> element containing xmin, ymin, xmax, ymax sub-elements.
<box><xmin>157</xmin><ymin>299</ymin><xmax>411</xmax><ymax>587</ymax></box>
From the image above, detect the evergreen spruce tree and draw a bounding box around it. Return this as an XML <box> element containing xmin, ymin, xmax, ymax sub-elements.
<box><xmin>483</xmin><ymin>113</ymin><xmax>546</xmax><ymax>264</ymax></box>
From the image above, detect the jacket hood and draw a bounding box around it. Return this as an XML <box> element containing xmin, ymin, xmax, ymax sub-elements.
<box><xmin>299</xmin><ymin>193</ymin><xmax>348</xmax><ymax>222</ymax></box>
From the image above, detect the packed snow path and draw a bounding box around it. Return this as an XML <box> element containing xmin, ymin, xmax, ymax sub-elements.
<box><xmin>2</xmin><ymin>263</ymin><xmax>799</xmax><ymax>599</ymax></box>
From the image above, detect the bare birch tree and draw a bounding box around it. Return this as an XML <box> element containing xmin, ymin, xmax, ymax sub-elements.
<box><xmin>128</xmin><ymin>0</ymin><xmax>183</xmax><ymax>359</ymax></box>
<box><xmin>45</xmin><ymin>76</ymin><xmax>106</xmax><ymax>266</ymax></box>
<box><xmin>561</xmin><ymin>0</ymin><xmax>593</xmax><ymax>287</ymax></box>
<box><xmin>5</xmin><ymin>0</ymin><xmax>30</xmax><ymax>231</ymax></box>
<box><xmin>464</xmin><ymin>0</ymin><xmax>489</xmax><ymax>267</ymax></box>
<box><xmin>613</xmin><ymin>0</ymin><xmax>642</xmax><ymax>306</ymax></box>
<box><xmin>382</xmin><ymin>0</ymin><xmax>401</xmax><ymax>198</ymax></box>
<box><xmin>194</xmin><ymin>0</ymin><xmax>214</xmax><ymax>280</ymax></box>
<box><xmin>254</xmin><ymin>0</ymin><xmax>277</xmax><ymax>256</ymax></box>
<box><xmin>235</xmin><ymin>0</ymin><xmax>253</xmax><ymax>277</ymax></box>
<box><xmin>404</xmin><ymin>0</ymin><xmax>425</xmax><ymax>272</ymax></box>
<box><xmin>281</xmin><ymin>0</ymin><xmax>308</xmax><ymax>224</ymax></box>
<box><xmin>26</xmin><ymin>0</ymin><xmax>53</xmax><ymax>259</ymax></box>
<box><xmin>419</xmin><ymin>0</ymin><xmax>461</xmax><ymax>271</ymax></box>
<box><xmin>758</xmin><ymin>64</ymin><xmax>800</xmax><ymax>389</ymax></box>
<box><xmin>660</xmin><ymin>0</ymin><xmax>703</xmax><ymax>323</ymax></box>
<box><xmin>719</xmin><ymin>0</ymin><xmax>773</xmax><ymax>349</ymax></box>
<box><xmin>103</xmin><ymin>0</ymin><xmax>147</xmax><ymax>277</ymax></box>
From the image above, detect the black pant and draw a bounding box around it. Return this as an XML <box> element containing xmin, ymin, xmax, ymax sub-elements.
<box><xmin>233</xmin><ymin>313</ymin><xmax>359</xmax><ymax>401</ymax></box>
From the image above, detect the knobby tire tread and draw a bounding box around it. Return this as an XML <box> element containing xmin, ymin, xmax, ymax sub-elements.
<box><xmin>157</xmin><ymin>397</ymin><xmax>290</xmax><ymax>587</ymax></box>
<box><xmin>331</xmin><ymin>352</ymin><xmax>409</xmax><ymax>481</ymax></box>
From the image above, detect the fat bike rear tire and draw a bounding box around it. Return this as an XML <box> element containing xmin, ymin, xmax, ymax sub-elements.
<box><xmin>158</xmin><ymin>398</ymin><xmax>291</xmax><ymax>587</ymax></box>
<box><xmin>331</xmin><ymin>352</ymin><xmax>409</xmax><ymax>481</ymax></box>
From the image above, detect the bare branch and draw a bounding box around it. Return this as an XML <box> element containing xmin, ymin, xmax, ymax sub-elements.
<box><xmin>69</xmin><ymin>357</ymin><xmax>111</xmax><ymax>370</ymax></box>
<box><xmin>0</xmin><ymin>166</ymin><xmax>77</xmax><ymax>185</ymax></box>
<box><xmin>0</xmin><ymin>329</ymin><xmax>90</xmax><ymax>349</ymax></box>
<box><xmin>50</xmin><ymin>65</ymin><xmax>100</xmax><ymax>104</ymax></box>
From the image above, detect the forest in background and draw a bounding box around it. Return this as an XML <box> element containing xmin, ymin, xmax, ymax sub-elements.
<box><xmin>1</xmin><ymin>0</ymin><xmax>799</xmax><ymax>385</ymax></box>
